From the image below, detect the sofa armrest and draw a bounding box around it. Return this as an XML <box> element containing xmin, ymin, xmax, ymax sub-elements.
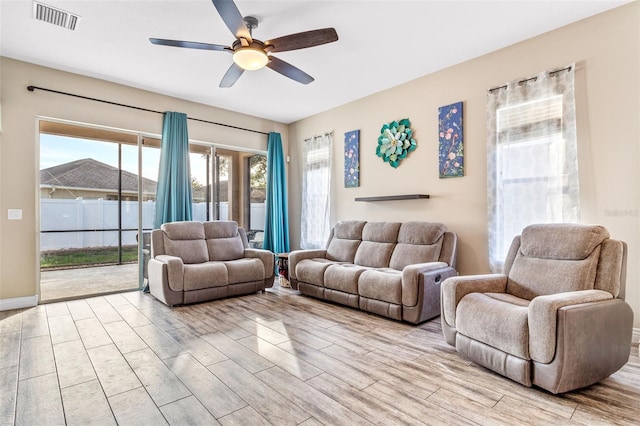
<box><xmin>152</xmin><ymin>255</ymin><xmax>184</xmax><ymax>292</ymax></box>
<box><xmin>441</xmin><ymin>274</ymin><xmax>507</xmax><ymax>329</ymax></box>
<box><xmin>288</xmin><ymin>249</ymin><xmax>328</xmax><ymax>280</ymax></box>
<box><xmin>528</xmin><ymin>289</ymin><xmax>613</xmax><ymax>363</ymax></box>
<box><xmin>401</xmin><ymin>262</ymin><xmax>448</xmax><ymax>306</ymax></box>
<box><xmin>244</xmin><ymin>249</ymin><xmax>275</xmax><ymax>278</ymax></box>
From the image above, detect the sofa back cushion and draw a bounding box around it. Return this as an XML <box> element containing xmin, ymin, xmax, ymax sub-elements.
<box><xmin>204</xmin><ymin>221</ymin><xmax>245</xmax><ymax>261</ymax></box>
<box><xmin>161</xmin><ymin>221</ymin><xmax>208</xmax><ymax>264</ymax></box>
<box><xmin>354</xmin><ymin>222</ymin><xmax>401</xmax><ymax>268</ymax></box>
<box><xmin>506</xmin><ymin>224</ymin><xmax>609</xmax><ymax>299</ymax></box>
<box><xmin>389</xmin><ymin>222</ymin><xmax>446</xmax><ymax>270</ymax></box>
<box><xmin>326</xmin><ymin>221</ymin><xmax>366</xmax><ymax>262</ymax></box>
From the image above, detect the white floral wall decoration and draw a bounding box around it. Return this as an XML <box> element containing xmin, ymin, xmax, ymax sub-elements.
<box><xmin>376</xmin><ymin>118</ymin><xmax>417</xmax><ymax>168</ymax></box>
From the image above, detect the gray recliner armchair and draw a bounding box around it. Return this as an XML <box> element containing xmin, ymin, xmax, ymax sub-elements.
<box><xmin>441</xmin><ymin>223</ymin><xmax>633</xmax><ymax>394</ymax></box>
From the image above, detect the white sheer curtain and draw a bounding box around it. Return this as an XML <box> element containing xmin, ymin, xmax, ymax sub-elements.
<box><xmin>487</xmin><ymin>65</ymin><xmax>579</xmax><ymax>272</ymax></box>
<box><xmin>301</xmin><ymin>132</ymin><xmax>332</xmax><ymax>249</ymax></box>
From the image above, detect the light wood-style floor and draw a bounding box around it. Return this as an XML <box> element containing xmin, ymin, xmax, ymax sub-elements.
<box><xmin>1</xmin><ymin>284</ymin><xmax>638</xmax><ymax>426</ymax></box>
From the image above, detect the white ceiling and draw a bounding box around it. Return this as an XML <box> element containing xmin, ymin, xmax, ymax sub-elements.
<box><xmin>0</xmin><ymin>0</ymin><xmax>631</xmax><ymax>123</ymax></box>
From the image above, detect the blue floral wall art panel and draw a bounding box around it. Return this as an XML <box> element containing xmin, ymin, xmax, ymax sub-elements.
<box><xmin>438</xmin><ymin>102</ymin><xmax>464</xmax><ymax>178</ymax></box>
<box><xmin>344</xmin><ymin>130</ymin><xmax>360</xmax><ymax>187</ymax></box>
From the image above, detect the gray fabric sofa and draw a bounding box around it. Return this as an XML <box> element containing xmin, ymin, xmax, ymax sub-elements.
<box><xmin>148</xmin><ymin>221</ymin><xmax>275</xmax><ymax>306</ymax></box>
<box><xmin>441</xmin><ymin>223</ymin><xmax>633</xmax><ymax>394</ymax></box>
<box><xmin>289</xmin><ymin>221</ymin><xmax>458</xmax><ymax>323</ymax></box>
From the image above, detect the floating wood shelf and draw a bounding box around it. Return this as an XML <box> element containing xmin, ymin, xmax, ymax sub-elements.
<box><xmin>354</xmin><ymin>194</ymin><xmax>430</xmax><ymax>202</ymax></box>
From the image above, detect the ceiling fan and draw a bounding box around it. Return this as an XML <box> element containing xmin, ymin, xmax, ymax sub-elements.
<box><xmin>150</xmin><ymin>0</ymin><xmax>339</xmax><ymax>88</ymax></box>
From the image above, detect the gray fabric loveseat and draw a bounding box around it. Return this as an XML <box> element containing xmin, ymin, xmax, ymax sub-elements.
<box><xmin>148</xmin><ymin>221</ymin><xmax>275</xmax><ymax>306</ymax></box>
<box><xmin>289</xmin><ymin>221</ymin><xmax>457</xmax><ymax>323</ymax></box>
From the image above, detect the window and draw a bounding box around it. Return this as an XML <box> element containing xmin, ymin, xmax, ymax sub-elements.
<box><xmin>301</xmin><ymin>133</ymin><xmax>333</xmax><ymax>249</ymax></box>
<box><xmin>487</xmin><ymin>66</ymin><xmax>579</xmax><ymax>271</ymax></box>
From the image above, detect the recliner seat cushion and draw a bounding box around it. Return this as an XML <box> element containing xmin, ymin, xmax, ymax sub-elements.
<box><xmin>224</xmin><ymin>258</ymin><xmax>265</xmax><ymax>284</ymax></box>
<box><xmin>456</xmin><ymin>293</ymin><xmax>530</xmax><ymax>359</ymax></box>
<box><xmin>295</xmin><ymin>258</ymin><xmax>336</xmax><ymax>286</ymax></box>
<box><xmin>358</xmin><ymin>268</ymin><xmax>402</xmax><ymax>304</ymax></box>
<box><xmin>183</xmin><ymin>262</ymin><xmax>228</xmax><ymax>291</ymax></box>
<box><xmin>324</xmin><ymin>264</ymin><xmax>368</xmax><ymax>294</ymax></box>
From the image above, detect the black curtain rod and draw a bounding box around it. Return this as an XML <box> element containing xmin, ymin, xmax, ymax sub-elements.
<box><xmin>27</xmin><ymin>85</ymin><xmax>269</xmax><ymax>136</ymax></box>
<box><xmin>488</xmin><ymin>66</ymin><xmax>572</xmax><ymax>93</ymax></box>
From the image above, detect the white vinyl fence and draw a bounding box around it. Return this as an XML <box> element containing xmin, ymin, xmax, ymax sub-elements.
<box><xmin>40</xmin><ymin>198</ymin><xmax>265</xmax><ymax>251</ymax></box>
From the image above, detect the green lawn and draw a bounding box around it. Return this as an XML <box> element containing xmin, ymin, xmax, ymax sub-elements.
<box><xmin>41</xmin><ymin>246</ymin><xmax>139</xmax><ymax>269</ymax></box>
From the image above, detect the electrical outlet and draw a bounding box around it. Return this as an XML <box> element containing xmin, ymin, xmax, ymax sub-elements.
<box><xmin>8</xmin><ymin>209</ymin><xmax>22</xmax><ymax>220</ymax></box>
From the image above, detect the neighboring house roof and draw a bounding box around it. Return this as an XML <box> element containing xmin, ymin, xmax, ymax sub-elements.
<box><xmin>40</xmin><ymin>158</ymin><xmax>266</xmax><ymax>202</ymax></box>
<box><xmin>40</xmin><ymin>158</ymin><xmax>157</xmax><ymax>194</ymax></box>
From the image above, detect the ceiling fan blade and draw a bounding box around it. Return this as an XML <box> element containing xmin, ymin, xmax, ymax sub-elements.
<box><xmin>219</xmin><ymin>63</ymin><xmax>245</xmax><ymax>88</ymax></box>
<box><xmin>265</xmin><ymin>28</ymin><xmax>338</xmax><ymax>53</ymax></box>
<box><xmin>150</xmin><ymin>38</ymin><xmax>229</xmax><ymax>52</ymax></box>
<box><xmin>211</xmin><ymin>0</ymin><xmax>252</xmax><ymax>42</ymax></box>
<box><xmin>267</xmin><ymin>56</ymin><xmax>314</xmax><ymax>85</ymax></box>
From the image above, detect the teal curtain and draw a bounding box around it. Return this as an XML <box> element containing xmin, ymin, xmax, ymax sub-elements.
<box><xmin>154</xmin><ymin>112</ymin><xmax>193</xmax><ymax>228</ymax></box>
<box><xmin>263</xmin><ymin>132</ymin><xmax>290</xmax><ymax>253</ymax></box>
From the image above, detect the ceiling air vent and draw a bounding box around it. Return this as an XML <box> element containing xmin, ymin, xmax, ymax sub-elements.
<box><xmin>33</xmin><ymin>1</ymin><xmax>80</xmax><ymax>31</ymax></box>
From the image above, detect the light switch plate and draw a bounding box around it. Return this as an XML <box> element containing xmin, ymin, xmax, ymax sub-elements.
<box><xmin>8</xmin><ymin>209</ymin><xmax>22</xmax><ymax>220</ymax></box>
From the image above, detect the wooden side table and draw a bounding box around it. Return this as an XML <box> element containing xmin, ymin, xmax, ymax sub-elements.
<box><xmin>276</xmin><ymin>253</ymin><xmax>290</xmax><ymax>288</ymax></box>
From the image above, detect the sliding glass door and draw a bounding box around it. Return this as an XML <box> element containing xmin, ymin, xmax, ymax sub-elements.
<box><xmin>39</xmin><ymin>120</ymin><xmax>267</xmax><ymax>301</ymax></box>
<box><xmin>39</xmin><ymin>123</ymin><xmax>145</xmax><ymax>301</ymax></box>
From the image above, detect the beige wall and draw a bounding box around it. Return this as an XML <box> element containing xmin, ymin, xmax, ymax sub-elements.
<box><xmin>288</xmin><ymin>2</ymin><xmax>640</xmax><ymax>327</ymax></box>
<box><xmin>0</xmin><ymin>57</ymin><xmax>288</xmax><ymax>301</ymax></box>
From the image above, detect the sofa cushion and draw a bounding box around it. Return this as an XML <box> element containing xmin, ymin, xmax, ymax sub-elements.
<box><xmin>183</xmin><ymin>262</ymin><xmax>228</xmax><ymax>291</ymax></box>
<box><xmin>506</xmin><ymin>224</ymin><xmax>607</xmax><ymax>300</ymax></box>
<box><xmin>224</xmin><ymin>258</ymin><xmax>265</xmax><ymax>284</ymax></box>
<box><xmin>507</xmin><ymin>251</ymin><xmax>600</xmax><ymax>300</ymax></box>
<box><xmin>456</xmin><ymin>292</ymin><xmax>530</xmax><ymax>359</ymax></box>
<box><xmin>295</xmin><ymin>258</ymin><xmax>336</xmax><ymax>286</ymax></box>
<box><xmin>362</xmin><ymin>222</ymin><xmax>401</xmax><ymax>243</ymax></box>
<box><xmin>207</xmin><ymin>236</ymin><xmax>245</xmax><ymax>261</ymax></box>
<box><xmin>326</xmin><ymin>239</ymin><xmax>361</xmax><ymax>263</ymax></box>
<box><xmin>161</xmin><ymin>222</ymin><xmax>208</xmax><ymax>264</ymax></box>
<box><xmin>333</xmin><ymin>220</ymin><xmax>367</xmax><ymax>240</ymax></box>
<box><xmin>519</xmin><ymin>224</ymin><xmax>609</xmax><ymax>261</ymax></box>
<box><xmin>203</xmin><ymin>221</ymin><xmax>239</xmax><ymax>238</ymax></box>
<box><xmin>397</xmin><ymin>222</ymin><xmax>446</xmax><ymax>245</ymax></box>
<box><xmin>389</xmin><ymin>222</ymin><xmax>445</xmax><ymax>270</ymax></box>
<box><xmin>203</xmin><ymin>221</ymin><xmax>245</xmax><ymax>261</ymax></box>
<box><xmin>162</xmin><ymin>221</ymin><xmax>206</xmax><ymax>240</ymax></box>
<box><xmin>390</xmin><ymin>242</ymin><xmax>443</xmax><ymax>271</ymax></box>
<box><xmin>353</xmin><ymin>222</ymin><xmax>400</xmax><ymax>268</ymax></box>
<box><xmin>326</xmin><ymin>221</ymin><xmax>365</xmax><ymax>262</ymax></box>
<box><xmin>324</xmin><ymin>264</ymin><xmax>369</xmax><ymax>294</ymax></box>
<box><xmin>358</xmin><ymin>268</ymin><xmax>402</xmax><ymax>305</ymax></box>
<box><xmin>354</xmin><ymin>242</ymin><xmax>396</xmax><ymax>268</ymax></box>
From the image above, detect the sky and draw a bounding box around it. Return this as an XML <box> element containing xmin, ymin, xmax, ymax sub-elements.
<box><xmin>40</xmin><ymin>134</ymin><xmax>210</xmax><ymax>184</ymax></box>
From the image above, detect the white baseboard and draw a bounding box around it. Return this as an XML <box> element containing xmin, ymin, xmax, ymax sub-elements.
<box><xmin>633</xmin><ymin>328</ymin><xmax>640</xmax><ymax>346</ymax></box>
<box><xmin>0</xmin><ymin>295</ymin><xmax>38</xmax><ymax>311</ymax></box>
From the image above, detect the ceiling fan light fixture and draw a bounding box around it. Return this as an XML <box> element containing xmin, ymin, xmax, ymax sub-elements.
<box><xmin>233</xmin><ymin>47</ymin><xmax>268</xmax><ymax>70</ymax></box>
